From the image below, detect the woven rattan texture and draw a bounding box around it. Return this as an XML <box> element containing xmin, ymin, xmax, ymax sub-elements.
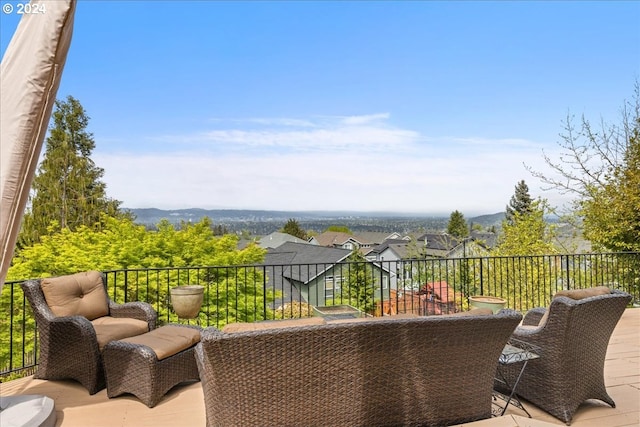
<box><xmin>196</xmin><ymin>310</ymin><xmax>522</xmax><ymax>427</ymax></box>
<box><xmin>497</xmin><ymin>289</ymin><xmax>632</xmax><ymax>425</ymax></box>
<box><xmin>21</xmin><ymin>275</ymin><xmax>157</xmax><ymax>395</ymax></box>
<box><xmin>103</xmin><ymin>324</ymin><xmax>201</xmax><ymax>407</ymax></box>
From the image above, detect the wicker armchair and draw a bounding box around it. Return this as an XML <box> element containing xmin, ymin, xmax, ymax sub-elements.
<box><xmin>498</xmin><ymin>288</ymin><xmax>632</xmax><ymax>425</ymax></box>
<box><xmin>21</xmin><ymin>271</ymin><xmax>157</xmax><ymax>394</ymax></box>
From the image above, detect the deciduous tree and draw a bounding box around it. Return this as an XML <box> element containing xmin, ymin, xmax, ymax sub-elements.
<box><xmin>527</xmin><ymin>83</ymin><xmax>640</xmax><ymax>251</ymax></box>
<box><xmin>580</xmin><ymin>116</ymin><xmax>640</xmax><ymax>252</ymax></box>
<box><xmin>326</xmin><ymin>225</ymin><xmax>352</xmax><ymax>234</ymax></box>
<box><xmin>495</xmin><ymin>200</ymin><xmax>557</xmax><ymax>256</ymax></box>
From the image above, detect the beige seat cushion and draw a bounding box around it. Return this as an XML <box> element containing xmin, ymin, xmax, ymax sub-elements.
<box><xmin>41</xmin><ymin>271</ymin><xmax>108</xmax><ymax>320</ymax></box>
<box><xmin>118</xmin><ymin>325</ymin><xmax>201</xmax><ymax>360</ymax></box>
<box><xmin>92</xmin><ymin>316</ymin><xmax>149</xmax><ymax>350</ymax></box>
<box><xmin>222</xmin><ymin>317</ymin><xmax>326</xmax><ymax>333</ymax></box>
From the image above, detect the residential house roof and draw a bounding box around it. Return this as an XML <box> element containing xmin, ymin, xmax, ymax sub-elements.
<box><xmin>470</xmin><ymin>231</ymin><xmax>498</xmax><ymax>249</ymax></box>
<box><xmin>354</xmin><ymin>231</ymin><xmax>409</xmax><ymax>245</ymax></box>
<box><xmin>257</xmin><ymin>232</ymin><xmax>310</xmax><ymax>249</ymax></box>
<box><xmin>311</xmin><ymin>231</ymin><xmax>369</xmax><ymax>248</ymax></box>
<box><xmin>261</xmin><ymin>242</ymin><xmax>353</xmax><ymax>308</ymax></box>
<box><xmin>419</xmin><ymin>281</ymin><xmax>462</xmax><ymax>304</ymax></box>
<box><xmin>367</xmin><ymin>239</ymin><xmax>413</xmax><ymax>257</ymax></box>
<box><xmin>266</xmin><ymin>242</ymin><xmax>352</xmax><ymax>267</ymax></box>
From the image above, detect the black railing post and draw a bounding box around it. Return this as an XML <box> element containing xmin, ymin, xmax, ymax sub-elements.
<box><xmin>9</xmin><ymin>282</ymin><xmax>14</xmax><ymax>373</ymax></box>
<box><xmin>564</xmin><ymin>255</ymin><xmax>571</xmax><ymax>290</ymax></box>
<box><xmin>479</xmin><ymin>258</ymin><xmax>484</xmax><ymax>296</ymax></box>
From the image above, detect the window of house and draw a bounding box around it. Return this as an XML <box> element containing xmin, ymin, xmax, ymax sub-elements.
<box><xmin>324</xmin><ymin>275</ymin><xmax>343</xmax><ymax>299</ymax></box>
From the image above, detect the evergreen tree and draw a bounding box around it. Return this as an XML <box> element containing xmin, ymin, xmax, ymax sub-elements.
<box><xmin>281</xmin><ymin>218</ymin><xmax>307</xmax><ymax>240</ymax></box>
<box><xmin>505</xmin><ymin>180</ymin><xmax>533</xmax><ymax>225</ymax></box>
<box><xmin>446</xmin><ymin>210</ymin><xmax>469</xmax><ymax>238</ymax></box>
<box><xmin>19</xmin><ymin>96</ymin><xmax>127</xmax><ymax>247</ymax></box>
<box><xmin>343</xmin><ymin>249</ymin><xmax>376</xmax><ymax>313</ymax></box>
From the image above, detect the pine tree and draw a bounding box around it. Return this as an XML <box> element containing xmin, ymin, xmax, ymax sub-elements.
<box><xmin>281</xmin><ymin>218</ymin><xmax>307</xmax><ymax>240</ymax></box>
<box><xmin>19</xmin><ymin>96</ymin><xmax>127</xmax><ymax>247</ymax></box>
<box><xmin>446</xmin><ymin>210</ymin><xmax>469</xmax><ymax>238</ymax></box>
<box><xmin>505</xmin><ymin>180</ymin><xmax>533</xmax><ymax>225</ymax></box>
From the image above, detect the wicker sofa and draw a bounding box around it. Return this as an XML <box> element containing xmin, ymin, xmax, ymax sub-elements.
<box><xmin>195</xmin><ymin>310</ymin><xmax>523</xmax><ymax>427</ymax></box>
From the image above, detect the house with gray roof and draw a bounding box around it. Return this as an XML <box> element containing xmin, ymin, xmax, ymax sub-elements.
<box><xmin>262</xmin><ymin>242</ymin><xmax>392</xmax><ymax>310</ymax></box>
<box><xmin>257</xmin><ymin>231</ymin><xmax>311</xmax><ymax>249</ymax></box>
<box><xmin>366</xmin><ymin>233</ymin><xmax>491</xmax><ymax>291</ymax></box>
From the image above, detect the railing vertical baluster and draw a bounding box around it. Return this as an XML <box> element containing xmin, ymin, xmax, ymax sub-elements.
<box><xmin>9</xmin><ymin>283</ymin><xmax>14</xmax><ymax>373</ymax></box>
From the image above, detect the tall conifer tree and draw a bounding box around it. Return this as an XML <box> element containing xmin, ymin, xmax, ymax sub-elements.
<box><xmin>505</xmin><ymin>180</ymin><xmax>533</xmax><ymax>225</ymax></box>
<box><xmin>19</xmin><ymin>96</ymin><xmax>127</xmax><ymax>247</ymax></box>
<box><xmin>446</xmin><ymin>210</ymin><xmax>469</xmax><ymax>238</ymax></box>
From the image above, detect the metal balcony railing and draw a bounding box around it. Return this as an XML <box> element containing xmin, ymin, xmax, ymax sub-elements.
<box><xmin>1</xmin><ymin>252</ymin><xmax>638</xmax><ymax>378</ymax></box>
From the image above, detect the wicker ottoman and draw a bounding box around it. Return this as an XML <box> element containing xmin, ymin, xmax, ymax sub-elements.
<box><xmin>103</xmin><ymin>324</ymin><xmax>201</xmax><ymax>407</ymax></box>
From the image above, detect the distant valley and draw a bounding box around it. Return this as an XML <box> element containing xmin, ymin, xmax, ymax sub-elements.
<box><xmin>125</xmin><ymin>208</ymin><xmax>505</xmax><ymax>235</ymax></box>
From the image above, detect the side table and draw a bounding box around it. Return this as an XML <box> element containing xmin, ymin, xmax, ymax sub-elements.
<box><xmin>493</xmin><ymin>338</ymin><xmax>541</xmax><ymax>417</ymax></box>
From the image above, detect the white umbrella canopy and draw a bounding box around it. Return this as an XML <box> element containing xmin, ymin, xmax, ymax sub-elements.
<box><xmin>0</xmin><ymin>0</ymin><xmax>76</xmax><ymax>292</ymax></box>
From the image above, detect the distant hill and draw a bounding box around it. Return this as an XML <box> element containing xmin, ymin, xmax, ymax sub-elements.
<box><xmin>468</xmin><ymin>212</ymin><xmax>505</xmax><ymax>229</ymax></box>
<box><xmin>124</xmin><ymin>208</ymin><xmax>506</xmax><ymax>235</ymax></box>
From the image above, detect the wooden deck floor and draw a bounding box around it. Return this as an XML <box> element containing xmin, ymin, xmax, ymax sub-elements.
<box><xmin>2</xmin><ymin>309</ymin><xmax>638</xmax><ymax>427</ymax></box>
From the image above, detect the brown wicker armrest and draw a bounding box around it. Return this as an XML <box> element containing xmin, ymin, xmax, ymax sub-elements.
<box><xmin>522</xmin><ymin>307</ymin><xmax>546</xmax><ymax>326</ymax></box>
<box><xmin>200</xmin><ymin>326</ymin><xmax>223</xmax><ymax>339</ymax></box>
<box><xmin>48</xmin><ymin>315</ymin><xmax>101</xmax><ymax>350</ymax></box>
<box><xmin>110</xmin><ymin>301</ymin><xmax>157</xmax><ymax>330</ymax></box>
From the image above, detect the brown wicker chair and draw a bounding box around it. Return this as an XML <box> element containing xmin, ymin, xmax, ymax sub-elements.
<box><xmin>195</xmin><ymin>309</ymin><xmax>522</xmax><ymax>427</ymax></box>
<box><xmin>21</xmin><ymin>271</ymin><xmax>157</xmax><ymax>394</ymax></box>
<box><xmin>498</xmin><ymin>288</ymin><xmax>632</xmax><ymax>425</ymax></box>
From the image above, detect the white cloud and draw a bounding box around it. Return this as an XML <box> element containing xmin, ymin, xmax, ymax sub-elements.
<box><xmin>449</xmin><ymin>136</ymin><xmax>541</xmax><ymax>148</ymax></box>
<box><xmin>95</xmin><ymin>113</ymin><xmax>572</xmax><ymax>215</ymax></box>
<box><xmin>340</xmin><ymin>113</ymin><xmax>390</xmax><ymax>126</ymax></box>
<box><xmin>160</xmin><ymin>113</ymin><xmax>420</xmax><ymax>152</ymax></box>
<box><xmin>210</xmin><ymin>117</ymin><xmax>317</xmax><ymax>128</ymax></box>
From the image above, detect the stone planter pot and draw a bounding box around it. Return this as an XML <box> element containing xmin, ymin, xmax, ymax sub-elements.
<box><xmin>468</xmin><ymin>295</ymin><xmax>507</xmax><ymax>314</ymax></box>
<box><xmin>170</xmin><ymin>285</ymin><xmax>204</xmax><ymax>319</ymax></box>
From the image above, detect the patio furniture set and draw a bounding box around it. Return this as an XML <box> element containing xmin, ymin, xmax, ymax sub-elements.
<box><xmin>19</xmin><ymin>271</ymin><xmax>632</xmax><ymax>426</ymax></box>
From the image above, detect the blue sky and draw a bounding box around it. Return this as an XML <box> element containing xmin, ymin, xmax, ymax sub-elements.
<box><xmin>1</xmin><ymin>1</ymin><xmax>639</xmax><ymax>216</ymax></box>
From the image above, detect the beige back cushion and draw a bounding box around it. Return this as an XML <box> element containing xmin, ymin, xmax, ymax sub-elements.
<box><xmin>554</xmin><ymin>286</ymin><xmax>610</xmax><ymax>300</ymax></box>
<box><xmin>537</xmin><ymin>286</ymin><xmax>611</xmax><ymax>328</ymax></box>
<box><xmin>41</xmin><ymin>271</ymin><xmax>109</xmax><ymax>320</ymax></box>
<box><xmin>222</xmin><ymin>317</ymin><xmax>326</xmax><ymax>333</ymax></box>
